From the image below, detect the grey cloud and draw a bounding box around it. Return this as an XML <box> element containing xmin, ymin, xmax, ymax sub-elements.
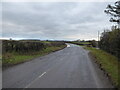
<box><xmin>2</xmin><ymin>2</ymin><xmax>113</xmax><ymax>40</ymax></box>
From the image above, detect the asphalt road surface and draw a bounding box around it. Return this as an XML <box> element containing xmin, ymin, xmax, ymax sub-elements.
<box><xmin>3</xmin><ymin>44</ymin><xmax>113</xmax><ymax>88</ymax></box>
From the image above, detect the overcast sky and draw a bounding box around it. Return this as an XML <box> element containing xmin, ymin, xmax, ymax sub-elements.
<box><xmin>2</xmin><ymin>1</ymin><xmax>114</xmax><ymax>40</ymax></box>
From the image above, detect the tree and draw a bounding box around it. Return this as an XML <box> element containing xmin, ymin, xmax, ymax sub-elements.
<box><xmin>104</xmin><ymin>0</ymin><xmax>120</xmax><ymax>28</ymax></box>
<box><xmin>91</xmin><ymin>40</ymin><xmax>97</xmax><ymax>47</ymax></box>
<box><xmin>99</xmin><ymin>28</ymin><xmax>120</xmax><ymax>58</ymax></box>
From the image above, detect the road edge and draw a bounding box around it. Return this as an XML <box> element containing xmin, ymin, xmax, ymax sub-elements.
<box><xmin>3</xmin><ymin>45</ymin><xmax>67</xmax><ymax>70</ymax></box>
<box><xmin>88</xmin><ymin>51</ymin><xmax>117</xmax><ymax>88</ymax></box>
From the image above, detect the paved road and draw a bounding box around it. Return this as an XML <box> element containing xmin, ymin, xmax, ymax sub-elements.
<box><xmin>3</xmin><ymin>44</ymin><xmax>113</xmax><ymax>88</ymax></box>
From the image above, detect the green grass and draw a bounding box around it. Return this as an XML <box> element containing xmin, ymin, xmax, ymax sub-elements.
<box><xmin>69</xmin><ymin>41</ymin><xmax>91</xmax><ymax>46</ymax></box>
<box><xmin>84</xmin><ymin>47</ymin><xmax>119</xmax><ymax>87</ymax></box>
<box><xmin>79</xmin><ymin>42</ymin><xmax>90</xmax><ymax>44</ymax></box>
<box><xmin>40</xmin><ymin>41</ymin><xmax>51</xmax><ymax>43</ymax></box>
<box><xmin>2</xmin><ymin>45</ymin><xmax>66</xmax><ymax>67</ymax></box>
<box><xmin>72</xmin><ymin>41</ymin><xmax>91</xmax><ymax>44</ymax></box>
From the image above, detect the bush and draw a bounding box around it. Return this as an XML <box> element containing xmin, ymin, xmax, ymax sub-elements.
<box><xmin>99</xmin><ymin>28</ymin><xmax>120</xmax><ymax>58</ymax></box>
<box><xmin>2</xmin><ymin>40</ymin><xmax>65</xmax><ymax>54</ymax></box>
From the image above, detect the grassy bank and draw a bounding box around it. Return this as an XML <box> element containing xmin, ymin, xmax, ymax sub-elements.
<box><xmin>84</xmin><ymin>47</ymin><xmax>119</xmax><ymax>87</ymax></box>
<box><xmin>3</xmin><ymin>45</ymin><xmax>66</xmax><ymax>67</ymax></box>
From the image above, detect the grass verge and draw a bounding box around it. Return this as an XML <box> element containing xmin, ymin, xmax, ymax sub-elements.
<box><xmin>2</xmin><ymin>45</ymin><xmax>66</xmax><ymax>67</ymax></box>
<box><xmin>84</xmin><ymin>46</ymin><xmax>119</xmax><ymax>88</ymax></box>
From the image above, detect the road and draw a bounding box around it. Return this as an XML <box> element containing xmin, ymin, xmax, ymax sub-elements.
<box><xmin>3</xmin><ymin>44</ymin><xmax>113</xmax><ymax>88</ymax></box>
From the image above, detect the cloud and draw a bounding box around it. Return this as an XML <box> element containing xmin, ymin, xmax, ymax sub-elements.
<box><xmin>2</xmin><ymin>2</ymin><xmax>113</xmax><ymax>40</ymax></box>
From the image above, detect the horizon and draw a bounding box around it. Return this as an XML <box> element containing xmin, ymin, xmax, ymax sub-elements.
<box><xmin>0</xmin><ymin>37</ymin><xmax>99</xmax><ymax>41</ymax></box>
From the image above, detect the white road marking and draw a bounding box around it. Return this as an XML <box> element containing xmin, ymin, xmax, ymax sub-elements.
<box><xmin>39</xmin><ymin>72</ymin><xmax>46</xmax><ymax>78</ymax></box>
<box><xmin>24</xmin><ymin>51</ymin><xmax>68</xmax><ymax>88</ymax></box>
<box><xmin>67</xmin><ymin>44</ymin><xmax>70</xmax><ymax>47</ymax></box>
<box><xmin>25</xmin><ymin>72</ymin><xmax>46</xmax><ymax>88</ymax></box>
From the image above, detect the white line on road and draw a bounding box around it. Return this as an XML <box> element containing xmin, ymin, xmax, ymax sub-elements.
<box><xmin>67</xmin><ymin>44</ymin><xmax>70</xmax><ymax>47</ymax></box>
<box><xmin>25</xmin><ymin>72</ymin><xmax>46</xmax><ymax>88</ymax></box>
<box><xmin>39</xmin><ymin>72</ymin><xmax>46</xmax><ymax>78</ymax></box>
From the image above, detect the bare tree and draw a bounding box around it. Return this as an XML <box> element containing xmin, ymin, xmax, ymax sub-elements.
<box><xmin>105</xmin><ymin>0</ymin><xmax>120</xmax><ymax>28</ymax></box>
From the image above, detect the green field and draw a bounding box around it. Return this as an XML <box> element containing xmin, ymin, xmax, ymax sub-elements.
<box><xmin>84</xmin><ymin>47</ymin><xmax>119</xmax><ymax>87</ymax></box>
<box><xmin>72</xmin><ymin>41</ymin><xmax>91</xmax><ymax>44</ymax></box>
<box><xmin>3</xmin><ymin>45</ymin><xmax>66</xmax><ymax>67</ymax></box>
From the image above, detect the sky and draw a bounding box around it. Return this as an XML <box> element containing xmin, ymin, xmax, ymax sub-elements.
<box><xmin>1</xmin><ymin>1</ymin><xmax>115</xmax><ymax>41</ymax></box>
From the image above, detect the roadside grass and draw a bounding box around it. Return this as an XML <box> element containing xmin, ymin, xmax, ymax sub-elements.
<box><xmin>84</xmin><ymin>46</ymin><xmax>119</xmax><ymax>87</ymax></box>
<box><xmin>0</xmin><ymin>55</ymin><xmax>2</xmax><ymax>67</ymax></box>
<box><xmin>2</xmin><ymin>45</ymin><xmax>66</xmax><ymax>67</ymax></box>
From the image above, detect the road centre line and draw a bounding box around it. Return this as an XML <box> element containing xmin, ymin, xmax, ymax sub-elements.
<box><xmin>25</xmin><ymin>49</ymin><xmax>69</xmax><ymax>88</ymax></box>
<box><xmin>25</xmin><ymin>72</ymin><xmax>46</xmax><ymax>88</ymax></box>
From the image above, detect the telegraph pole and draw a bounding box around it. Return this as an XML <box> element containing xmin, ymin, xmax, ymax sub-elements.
<box><xmin>98</xmin><ymin>31</ymin><xmax>99</xmax><ymax>41</ymax></box>
<box><xmin>98</xmin><ymin>31</ymin><xmax>100</xmax><ymax>48</ymax></box>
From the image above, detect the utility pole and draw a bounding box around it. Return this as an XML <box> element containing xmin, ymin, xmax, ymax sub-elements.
<box><xmin>98</xmin><ymin>31</ymin><xmax>99</xmax><ymax>42</ymax></box>
<box><xmin>98</xmin><ymin>31</ymin><xmax>100</xmax><ymax>48</ymax></box>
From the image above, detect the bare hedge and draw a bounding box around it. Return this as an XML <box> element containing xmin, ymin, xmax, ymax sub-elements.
<box><xmin>2</xmin><ymin>40</ymin><xmax>65</xmax><ymax>54</ymax></box>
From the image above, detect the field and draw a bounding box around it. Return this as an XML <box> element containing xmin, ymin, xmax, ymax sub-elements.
<box><xmin>84</xmin><ymin>46</ymin><xmax>119</xmax><ymax>87</ymax></box>
<box><xmin>2</xmin><ymin>40</ymin><xmax>66</xmax><ymax>67</ymax></box>
<box><xmin>66</xmin><ymin>41</ymin><xmax>91</xmax><ymax>46</ymax></box>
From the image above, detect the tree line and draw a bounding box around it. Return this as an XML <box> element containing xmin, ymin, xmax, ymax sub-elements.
<box><xmin>99</xmin><ymin>0</ymin><xmax>120</xmax><ymax>59</ymax></box>
<box><xmin>99</xmin><ymin>28</ymin><xmax>120</xmax><ymax>58</ymax></box>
